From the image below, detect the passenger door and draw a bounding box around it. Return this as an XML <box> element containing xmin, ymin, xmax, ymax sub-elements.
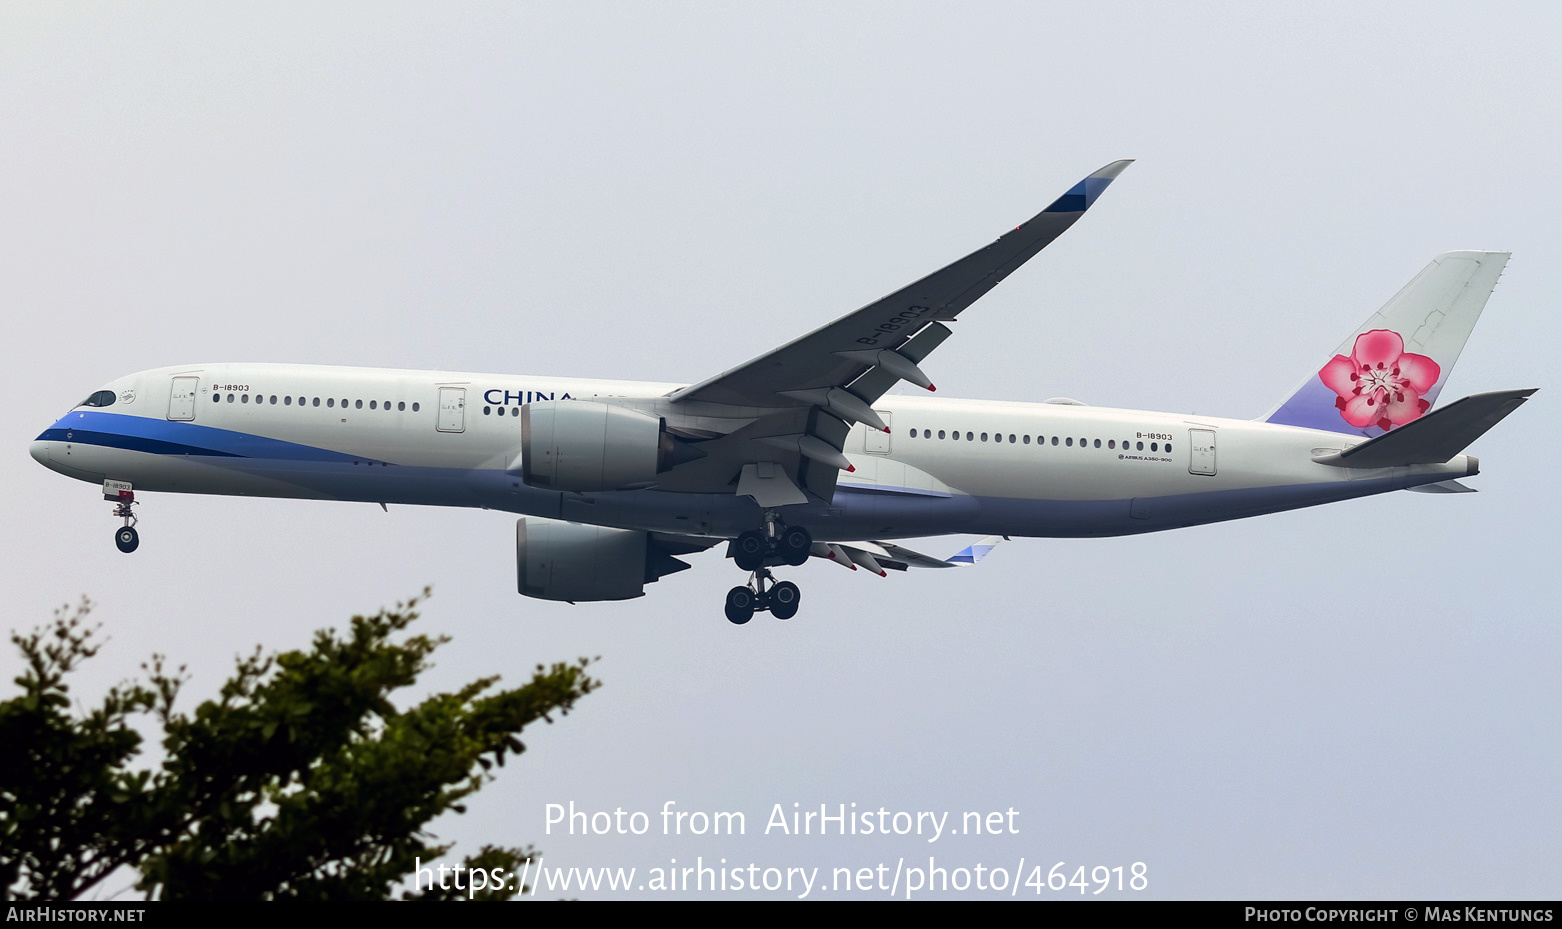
<box><xmin>1188</xmin><ymin>428</ymin><xmax>1216</xmax><ymax>475</ymax></box>
<box><xmin>865</xmin><ymin>411</ymin><xmax>891</xmax><ymax>454</ymax></box>
<box><xmin>168</xmin><ymin>377</ymin><xmax>198</xmax><ymax>421</ymax></box>
<box><xmin>437</xmin><ymin>388</ymin><xmax>466</xmax><ymax>433</ymax></box>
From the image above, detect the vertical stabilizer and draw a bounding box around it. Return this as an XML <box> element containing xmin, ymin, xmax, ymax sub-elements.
<box><xmin>1265</xmin><ymin>251</ymin><xmax>1509</xmax><ymax>437</ymax></box>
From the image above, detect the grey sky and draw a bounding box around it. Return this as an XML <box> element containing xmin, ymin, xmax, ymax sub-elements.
<box><xmin>3</xmin><ymin>2</ymin><xmax>1558</xmax><ymax>899</ymax></box>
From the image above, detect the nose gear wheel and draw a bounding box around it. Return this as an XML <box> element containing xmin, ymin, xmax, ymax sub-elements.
<box><xmin>111</xmin><ymin>491</ymin><xmax>139</xmax><ymax>554</ymax></box>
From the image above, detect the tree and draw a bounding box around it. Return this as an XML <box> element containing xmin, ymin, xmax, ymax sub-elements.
<box><xmin>0</xmin><ymin>592</ymin><xmax>597</xmax><ymax>900</ymax></box>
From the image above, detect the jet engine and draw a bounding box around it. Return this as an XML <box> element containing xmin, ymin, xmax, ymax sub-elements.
<box><xmin>519</xmin><ymin>400</ymin><xmax>702</xmax><ymax>492</ymax></box>
<box><xmin>516</xmin><ymin>517</ymin><xmax>693</xmax><ymax>602</ymax></box>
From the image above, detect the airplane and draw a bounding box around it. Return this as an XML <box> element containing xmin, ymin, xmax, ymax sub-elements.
<box><xmin>30</xmin><ymin>161</ymin><xmax>1536</xmax><ymax>624</ymax></box>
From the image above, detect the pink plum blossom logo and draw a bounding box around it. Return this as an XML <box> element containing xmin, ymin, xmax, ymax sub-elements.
<box><xmin>1318</xmin><ymin>329</ymin><xmax>1440</xmax><ymax>430</ymax></box>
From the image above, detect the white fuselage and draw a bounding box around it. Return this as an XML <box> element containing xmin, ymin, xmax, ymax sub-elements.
<box><xmin>32</xmin><ymin>363</ymin><xmax>1475</xmax><ymax>543</ymax></box>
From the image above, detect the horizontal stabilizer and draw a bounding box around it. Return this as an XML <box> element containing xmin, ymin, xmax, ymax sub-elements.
<box><xmin>1406</xmin><ymin>480</ymin><xmax>1478</xmax><ymax>494</ymax></box>
<box><xmin>810</xmin><ymin>536</ymin><xmax>1007</xmax><ymax>573</ymax></box>
<box><xmin>874</xmin><ymin>540</ymin><xmax>957</xmax><ymax>569</ymax></box>
<box><xmin>1315</xmin><ymin>388</ymin><xmax>1536</xmax><ymax>469</ymax></box>
<box><xmin>947</xmin><ymin>535</ymin><xmax>1007</xmax><ymax>565</ymax></box>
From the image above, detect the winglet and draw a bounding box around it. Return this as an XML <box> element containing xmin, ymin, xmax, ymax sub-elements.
<box><xmin>1044</xmin><ymin>159</ymin><xmax>1135</xmax><ymax>213</ymax></box>
<box><xmin>1092</xmin><ymin>159</ymin><xmax>1135</xmax><ymax>181</ymax></box>
<box><xmin>947</xmin><ymin>535</ymin><xmax>1007</xmax><ymax>565</ymax></box>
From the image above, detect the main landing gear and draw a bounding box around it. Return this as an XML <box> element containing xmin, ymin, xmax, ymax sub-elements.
<box><xmin>725</xmin><ymin>512</ymin><xmax>809</xmax><ymax>624</ymax></box>
<box><xmin>725</xmin><ymin>568</ymin><xmax>801</xmax><ymax>624</ymax></box>
<box><xmin>111</xmin><ymin>490</ymin><xmax>139</xmax><ymax>553</ymax></box>
<box><xmin>732</xmin><ymin>522</ymin><xmax>810</xmax><ymax>571</ymax></box>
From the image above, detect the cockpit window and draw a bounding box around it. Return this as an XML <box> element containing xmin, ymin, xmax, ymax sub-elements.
<box><xmin>80</xmin><ymin>390</ymin><xmax>116</xmax><ymax>408</ymax></box>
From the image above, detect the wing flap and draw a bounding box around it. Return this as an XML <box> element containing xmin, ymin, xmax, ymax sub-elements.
<box><xmin>844</xmin><ymin>322</ymin><xmax>954</xmax><ymax>405</ymax></box>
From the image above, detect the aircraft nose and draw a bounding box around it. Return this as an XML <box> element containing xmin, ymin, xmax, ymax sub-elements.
<box><xmin>30</xmin><ymin>439</ymin><xmax>51</xmax><ymax>467</ymax></box>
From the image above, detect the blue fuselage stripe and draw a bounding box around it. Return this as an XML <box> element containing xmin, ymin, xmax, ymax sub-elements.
<box><xmin>39</xmin><ymin>411</ymin><xmax>359</xmax><ymax>463</ymax></box>
<box><xmin>35</xmin><ymin>427</ymin><xmax>241</xmax><ymax>458</ymax></box>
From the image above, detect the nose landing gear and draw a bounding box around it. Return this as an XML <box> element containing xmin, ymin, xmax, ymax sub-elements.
<box><xmin>725</xmin><ymin>568</ymin><xmax>802</xmax><ymax>625</ymax></box>
<box><xmin>110</xmin><ymin>488</ymin><xmax>139</xmax><ymax>553</ymax></box>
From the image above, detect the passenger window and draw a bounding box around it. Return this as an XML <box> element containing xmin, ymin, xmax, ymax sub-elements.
<box><xmin>966</xmin><ymin>432</ymin><xmax>973</xmax><ymax>441</ymax></box>
<box><xmin>1108</xmin><ymin>439</ymin><xmax>1115</xmax><ymax>449</ymax></box>
<box><xmin>1166</xmin><ymin>444</ymin><xmax>1172</xmax><ymax>453</ymax></box>
<box><xmin>981</xmin><ymin>433</ymin><xmax>988</xmax><ymax>442</ymax></box>
<box><xmin>398</xmin><ymin>402</ymin><xmax>405</xmax><ymax>411</ymax></box>
<box><xmin>241</xmin><ymin>394</ymin><xmax>249</xmax><ymax>404</ymax></box>
<box><xmin>1023</xmin><ymin>435</ymin><xmax>1031</xmax><ymax>444</ymax></box>
<box><xmin>285</xmin><ymin>396</ymin><xmax>292</xmax><ymax>406</ymax></box>
<box><xmin>938</xmin><ymin>430</ymin><xmax>945</xmax><ymax>439</ymax></box>
<box><xmin>1050</xmin><ymin>436</ymin><xmax>1058</xmax><ymax>446</ymax></box>
<box><xmin>1136</xmin><ymin>441</ymin><xmax>1144</xmax><ymax>450</ymax></box>
<box><xmin>511</xmin><ymin>407</ymin><xmax>519</xmax><ymax>417</ymax></box>
<box><xmin>483</xmin><ymin>406</ymin><xmax>491</xmax><ymax>415</ymax></box>
<box><xmin>313</xmin><ymin>398</ymin><xmax>320</xmax><ymax>407</ymax></box>
<box><xmin>328</xmin><ymin>398</ymin><xmax>335</xmax><ymax>408</ymax></box>
<box><xmin>412</xmin><ymin>402</ymin><xmax>420</xmax><ymax>412</ymax></box>
<box><xmin>952</xmin><ymin>431</ymin><xmax>960</xmax><ymax>441</ymax></box>
<box><xmin>212</xmin><ymin>394</ymin><xmax>220</xmax><ymax>403</ymax></box>
<box><xmin>355</xmin><ymin>399</ymin><xmax>363</xmax><ymax>410</ymax></box>
<box><xmin>1151</xmin><ymin>442</ymin><xmax>1158</xmax><ymax>451</ymax></box>
<box><xmin>1094</xmin><ymin>439</ymin><xmax>1101</xmax><ymax>448</ymax></box>
<box><xmin>226</xmin><ymin>394</ymin><xmax>235</xmax><ymax>403</ymax></box>
<box><xmin>370</xmin><ymin>400</ymin><xmax>377</xmax><ymax>410</ymax></box>
<box><xmin>1066</xmin><ymin>437</ymin><xmax>1073</xmax><ymax>447</ymax></box>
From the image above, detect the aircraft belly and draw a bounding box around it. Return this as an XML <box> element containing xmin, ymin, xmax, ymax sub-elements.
<box><xmin>969</xmin><ymin>477</ymin><xmax>1421</xmax><ymax>538</ymax></box>
<box><xmin>461</xmin><ymin>482</ymin><xmax>984</xmax><ymax>542</ymax></box>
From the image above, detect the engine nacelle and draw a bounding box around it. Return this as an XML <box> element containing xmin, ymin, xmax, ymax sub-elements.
<box><xmin>516</xmin><ymin>517</ymin><xmax>691</xmax><ymax>602</ymax></box>
<box><xmin>520</xmin><ymin>400</ymin><xmax>676</xmax><ymax>492</ymax></box>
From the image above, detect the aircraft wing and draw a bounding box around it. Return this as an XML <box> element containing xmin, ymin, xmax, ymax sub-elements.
<box><xmin>661</xmin><ymin>161</ymin><xmax>1132</xmax><ymax>503</ymax></box>
<box><xmin>671</xmin><ymin>159</ymin><xmax>1132</xmax><ymax>410</ymax></box>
